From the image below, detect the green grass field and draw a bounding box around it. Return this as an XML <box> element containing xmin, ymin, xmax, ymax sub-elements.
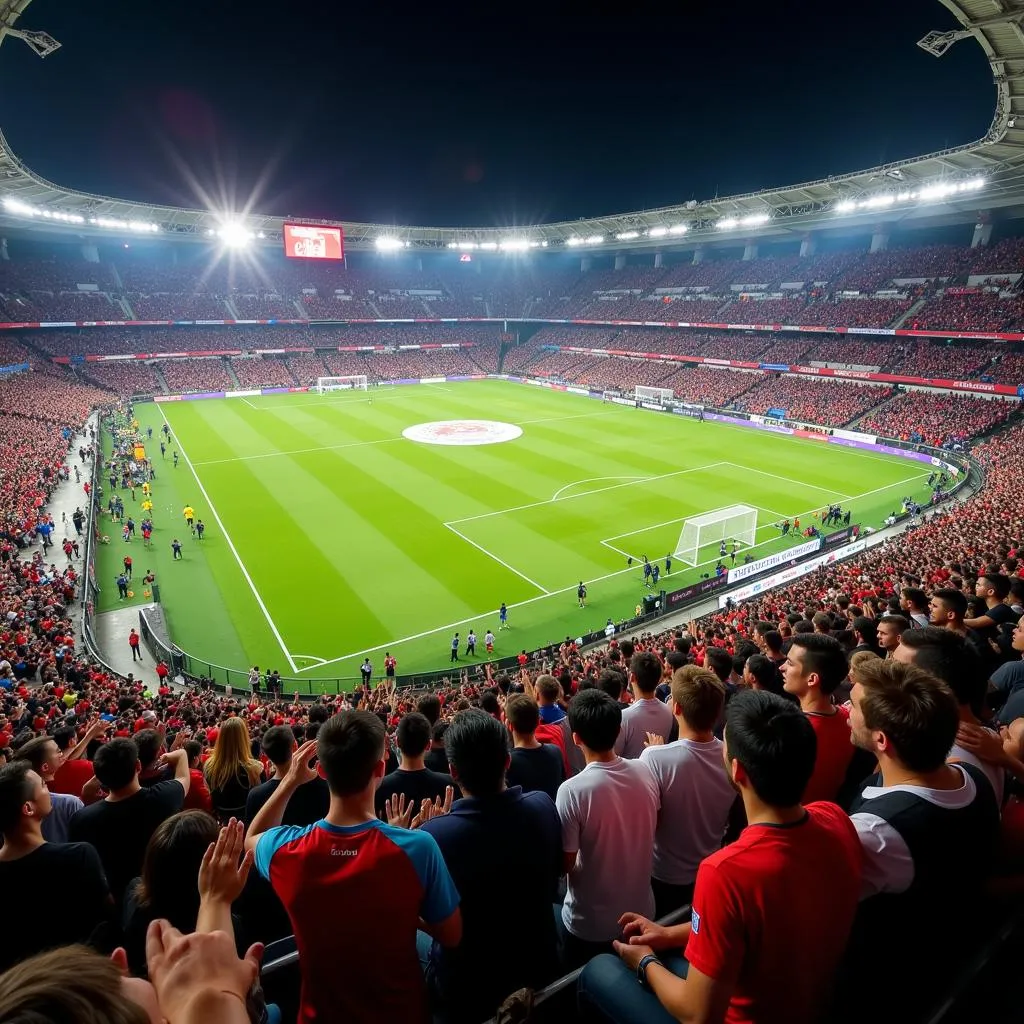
<box><xmin>97</xmin><ymin>380</ymin><xmax>934</xmax><ymax>687</ymax></box>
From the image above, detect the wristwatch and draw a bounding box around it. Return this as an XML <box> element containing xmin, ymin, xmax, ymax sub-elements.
<box><xmin>636</xmin><ymin>953</ymin><xmax>663</xmax><ymax>989</ymax></box>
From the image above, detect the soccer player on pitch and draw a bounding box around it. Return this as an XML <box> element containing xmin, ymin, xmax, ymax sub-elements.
<box><xmin>499</xmin><ymin>603</ymin><xmax>509</xmax><ymax>630</ymax></box>
<box><xmin>578</xmin><ymin>582</ymin><xmax>587</xmax><ymax>608</ymax></box>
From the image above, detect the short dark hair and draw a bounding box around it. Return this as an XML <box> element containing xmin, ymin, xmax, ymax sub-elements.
<box><xmin>0</xmin><ymin>760</ymin><xmax>34</xmax><ymax>832</ymax></box>
<box><xmin>901</xmin><ymin>587</ymin><xmax>928</xmax><ymax>610</ymax></box>
<box><xmin>671</xmin><ymin>666</ymin><xmax>725</xmax><ymax>733</ymax></box>
<box><xmin>12</xmin><ymin>735</ymin><xmax>59</xmax><ymax>774</ymax></box>
<box><xmin>261</xmin><ymin>725</ymin><xmax>296</xmax><ymax>766</ymax></box>
<box><xmin>396</xmin><ymin>713</ymin><xmax>432</xmax><ymax>757</ymax></box>
<box><xmin>788</xmin><ymin>634</ymin><xmax>848</xmax><ymax>695</ymax></box>
<box><xmin>851</xmin><ymin>616</ymin><xmax>877</xmax><ymax>646</ymax></box>
<box><xmin>505</xmin><ymin>694</ymin><xmax>540</xmax><ymax>735</ymax></box>
<box><xmin>596</xmin><ymin>668</ymin><xmax>625</xmax><ymax>701</ymax></box>
<box><xmin>308</xmin><ymin>705</ymin><xmax>330</xmax><ymax>725</ymax></box>
<box><xmin>417</xmin><ymin>694</ymin><xmax>441</xmax><ymax>725</ymax></box>
<box><xmin>745</xmin><ymin>654</ymin><xmax>778</xmax><ymax>689</ymax></box>
<box><xmin>316</xmin><ymin>711</ymin><xmax>385</xmax><ymax>797</ymax></box>
<box><xmin>762</xmin><ymin>630</ymin><xmax>784</xmax><ymax>655</ymax></box>
<box><xmin>133</xmin><ymin>728</ymin><xmax>162</xmax><ymax>768</ymax></box>
<box><xmin>898</xmin><ymin>628</ymin><xmax>986</xmax><ymax>714</ymax></box>
<box><xmin>933</xmin><ymin>588</ymin><xmax>968</xmax><ymax>617</ymax></box>
<box><xmin>704</xmin><ymin>647</ymin><xmax>732</xmax><ymax>683</ymax></box>
<box><xmin>479</xmin><ymin>692</ymin><xmax>501</xmax><ymax>717</ymax></box>
<box><xmin>93</xmin><ymin>738</ymin><xmax>140</xmax><ymax>791</ymax></box>
<box><xmin>444</xmin><ymin>710</ymin><xmax>508</xmax><ymax>797</ymax></box>
<box><xmin>878</xmin><ymin>614</ymin><xmax>910</xmax><ymax>634</ymax></box>
<box><xmin>567</xmin><ymin>689</ymin><xmax>621</xmax><ymax>753</ymax></box>
<box><xmin>629</xmin><ymin>651</ymin><xmax>662</xmax><ymax>694</ymax></box>
<box><xmin>855</xmin><ymin>659</ymin><xmax>958</xmax><ymax>773</ymax></box>
<box><xmin>724</xmin><ymin>690</ymin><xmax>816</xmax><ymax>807</ymax></box>
<box><xmin>431</xmin><ymin>720</ymin><xmax>448</xmax><ymax>744</ymax></box>
<box><xmin>979</xmin><ymin>574</ymin><xmax>1012</xmax><ymax>600</ymax></box>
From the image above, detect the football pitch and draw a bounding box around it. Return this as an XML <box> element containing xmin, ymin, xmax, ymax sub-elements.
<box><xmin>98</xmin><ymin>380</ymin><xmax>933</xmax><ymax>686</ymax></box>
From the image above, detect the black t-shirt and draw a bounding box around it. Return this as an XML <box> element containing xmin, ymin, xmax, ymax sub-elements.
<box><xmin>971</xmin><ymin>602</ymin><xmax>1020</xmax><ymax>645</ymax></box>
<box><xmin>244</xmin><ymin>776</ymin><xmax>331</xmax><ymax>829</ymax></box>
<box><xmin>0</xmin><ymin>843</ymin><xmax>111</xmax><ymax>972</ymax></box>
<box><xmin>374</xmin><ymin>768</ymin><xmax>457</xmax><ymax>818</ymax></box>
<box><xmin>507</xmin><ymin>744</ymin><xmax>565</xmax><ymax>801</ymax></box>
<box><xmin>68</xmin><ymin>780</ymin><xmax>185</xmax><ymax>902</ymax></box>
<box><xmin>424</xmin><ymin>747</ymin><xmax>450</xmax><ymax>775</ymax></box>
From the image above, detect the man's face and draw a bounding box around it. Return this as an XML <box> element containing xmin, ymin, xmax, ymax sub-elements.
<box><xmin>929</xmin><ymin>596</ymin><xmax>952</xmax><ymax>627</ymax></box>
<box><xmin>848</xmin><ymin>683</ymin><xmax>874</xmax><ymax>752</ymax></box>
<box><xmin>1011</xmin><ymin>619</ymin><xmax>1024</xmax><ymax>655</ymax></box>
<box><xmin>25</xmin><ymin>768</ymin><xmax>52</xmax><ymax>820</ymax></box>
<box><xmin>39</xmin><ymin>740</ymin><xmax>62</xmax><ymax>782</ymax></box>
<box><xmin>781</xmin><ymin>645</ymin><xmax>809</xmax><ymax>697</ymax></box>
<box><xmin>877</xmin><ymin>622</ymin><xmax>902</xmax><ymax>653</ymax></box>
<box><xmin>976</xmin><ymin>579</ymin><xmax>993</xmax><ymax>600</ymax></box>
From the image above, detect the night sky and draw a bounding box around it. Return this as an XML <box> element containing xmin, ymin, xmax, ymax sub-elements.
<box><xmin>0</xmin><ymin>0</ymin><xmax>995</xmax><ymax>227</ymax></box>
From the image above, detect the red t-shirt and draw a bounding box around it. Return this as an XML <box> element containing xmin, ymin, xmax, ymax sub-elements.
<box><xmin>685</xmin><ymin>802</ymin><xmax>861</xmax><ymax>1024</ymax></box>
<box><xmin>802</xmin><ymin>707</ymin><xmax>854</xmax><ymax>804</ymax></box>
<box><xmin>51</xmin><ymin>758</ymin><xmax>95</xmax><ymax>798</ymax></box>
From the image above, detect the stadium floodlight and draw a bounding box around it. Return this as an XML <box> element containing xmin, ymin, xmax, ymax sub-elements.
<box><xmin>716</xmin><ymin>217</ymin><xmax>739</xmax><ymax>230</ymax></box>
<box><xmin>479</xmin><ymin>241</ymin><xmax>498</xmax><ymax>251</ymax></box>
<box><xmin>217</xmin><ymin>222</ymin><xmax>254</xmax><ymax>247</ymax></box>
<box><xmin>860</xmin><ymin>194</ymin><xmax>896</xmax><ymax>209</ymax></box>
<box><xmin>668</xmin><ymin>224</ymin><xmax>688</xmax><ymax>235</ymax></box>
<box><xmin>648</xmin><ymin>226</ymin><xmax>669</xmax><ymax>238</ymax></box>
<box><xmin>616</xmin><ymin>230</ymin><xmax>639</xmax><ymax>240</ymax></box>
<box><xmin>566</xmin><ymin>237</ymin><xmax>585</xmax><ymax>246</ymax></box>
<box><xmin>375</xmin><ymin>237</ymin><xmax>406</xmax><ymax>251</ymax></box>
<box><xmin>499</xmin><ymin>239</ymin><xmax>531</xmax><ymax>251</ymax></box>
<box><xmin>835</xmin><ymin>200</ymin><xmax>857</xmax><ymax>213</ymax></box>
<box><xmin>585</xmin><ymin>235</ymin><xmax>604</xmax><ymax>244</ymax></box>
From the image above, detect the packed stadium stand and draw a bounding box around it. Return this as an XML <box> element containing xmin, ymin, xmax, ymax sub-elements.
<box><xmin>3</xmin><ymin>227</ymin><xmax>1024</xmax><ymax>1024</ymax></box>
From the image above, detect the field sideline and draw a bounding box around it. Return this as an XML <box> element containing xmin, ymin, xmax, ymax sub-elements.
<box><xmin>98</xmin><ymin>380</ymin><xmax>933</xmax><ymax>685</ymax></box>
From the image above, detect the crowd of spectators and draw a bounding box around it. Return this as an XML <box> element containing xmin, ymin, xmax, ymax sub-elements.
<box><xmin>794</xmin><ymin>297</ymin><xmax>913</xmax><ymax>329</ymax></box>
<box><xmin>0</xmin><ymin>381</ymin><xmax>1021</xmax><ymax>1022</ymax></box>
<box><xmin>81</xmin><ymin>362</ymin><xmax>163</xmax><ymax>396</ymax></box>
<box><xmin>910</xmin><ymin>293</ymin><xmax>1024</xmax><ymax>333</ymax></box>
<box><xmin>230</xmin><ymin>357</ymin><xmax>298</xmax><ymax>390</ymax></box>
<box><xmin>860</xmin><ymin>392</ymin><xmax>1014</xmax><ymax>446</ymax></box>
<box><xmin>156</xmin><ymin>358</ymin><xmax>236</xmax><ymax>395</ymax></box>
<box><xmin>733</xmin><ymin>376</ymin><xmax>890</xmax><ymax>426</ymax></box>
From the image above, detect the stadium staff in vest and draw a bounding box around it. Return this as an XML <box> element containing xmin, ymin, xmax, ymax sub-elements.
<box><xmin>844</xmin><ymin>658</ymin><xmax>999</xmax><ymax>1009</ymax></box>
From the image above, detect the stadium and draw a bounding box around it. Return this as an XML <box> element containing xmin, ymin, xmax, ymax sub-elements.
<box><xmin>0</xmin><ymin>0</ymin><xmax>1022</xmax><ymax>1021</ymax></box>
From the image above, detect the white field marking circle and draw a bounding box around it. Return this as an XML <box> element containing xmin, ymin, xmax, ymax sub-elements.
<box><xmin>402</xmin><ymin>420</ymin><xmax>524</xmax><ymax>447</ymax></box>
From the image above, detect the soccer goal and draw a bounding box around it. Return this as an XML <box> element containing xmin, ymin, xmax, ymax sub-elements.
<box><xmin>675</xmin><ymin>504</ymin><xmax>758</xmax><ymax>567</ymax></box>
<box><xmin>315</xmin><ymin>375</ymin><xmax>368</xmax><ymax>394</ymax></box>
<box><xmin>636</xmin><ymin>385</ymin><xmax>674</xmax><ymax>405</ymax></box>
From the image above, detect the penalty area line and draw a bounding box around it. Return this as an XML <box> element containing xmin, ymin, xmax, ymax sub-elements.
<box><xmin>443</xmin><ymin>523</ymin><xmax>551</xmax><ymax>595</ymax></box>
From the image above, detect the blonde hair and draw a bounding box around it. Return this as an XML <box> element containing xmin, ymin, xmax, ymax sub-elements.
<box><xmin>0</xmin><ymin>945</ymin><xmax>150</xmax><ymax>1024</ymax></box>
<box><xmin>204</xmin><ymin>717</ymin><xmax>262</xmax><ymax>792</ymax></box>
<box><xmin>849</xmin><ymin>649</ymin><xmax>881</xmax><ymax>685</ymax></box>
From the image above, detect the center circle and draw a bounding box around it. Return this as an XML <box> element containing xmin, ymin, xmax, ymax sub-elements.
<box><xmin>402</xmin><ymin>419</ymin><xmax>524</xmax><ymax>446</ymax></box>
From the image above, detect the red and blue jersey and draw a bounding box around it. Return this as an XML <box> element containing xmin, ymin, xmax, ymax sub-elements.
<box><xmin>255</xmin><ymin>818</ymin><xmax>459</xmax><ymax>1024</ymax></box>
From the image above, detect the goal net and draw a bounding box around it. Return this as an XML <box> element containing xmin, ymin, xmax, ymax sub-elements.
<box><xmin>636</xmin><ymin>386</ymin><xmax>674</xmax><ymax>405</ymax></box>
<box><xmin>675</xmin><ymin>504</ymin><xmax>758</xmax><ymax>567</ymax></box>
<box><xmin>315</xmin><ymin>375</ymin><xmax>368</xmax><ymax>394</ymax></box>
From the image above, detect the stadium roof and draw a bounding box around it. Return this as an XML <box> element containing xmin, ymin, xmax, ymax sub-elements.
<box><xmin>3</xmin><ymin>0</ymin><xmax>1024</xmax><ymax>253</ymax></box>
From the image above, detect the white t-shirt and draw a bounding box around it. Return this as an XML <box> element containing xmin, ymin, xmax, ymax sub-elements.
<box><xmin>556</xmin><ymin>757</ymin><xmax>660</xmax><ymax>941</ymax></box>
<box><xmin>639</xmin><ymin>737</ymin><xmax>736</xmax><ymax>885</ymax></box>
<box><xmin>949</xmin><ymin>737</ymin><xmax>1005</xmax><ymax>808</ymax></box>
<box><xmin>850</xmin><ymin>764</ymin><xmax>978</xmax><ymax>900</ymax></box>
<box><xmin>616</xmin><ymin>697</ymin><xmax>675</xmax><ymax>759</ymax></box>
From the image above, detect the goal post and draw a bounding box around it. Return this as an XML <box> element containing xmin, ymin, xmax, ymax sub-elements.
<box><xmin>636</xmin><ymin>385</ymin><xmax>674</xmax><ymax>405</ymax></box>
<box><xmin>314</xmin><ymin>375</ymin><xmax>368</xmax><ymax>394</ymax></box>
<box><xmin>675</xmin><ymin>504</ymin><xmax>758</xmax><ymax>567</ymax></box>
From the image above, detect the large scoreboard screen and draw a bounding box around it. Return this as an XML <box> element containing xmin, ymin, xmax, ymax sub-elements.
<box><xmin>283</xmin><ymin>223</ymin><xmax>344</xmax><ymax>261</ymax></box>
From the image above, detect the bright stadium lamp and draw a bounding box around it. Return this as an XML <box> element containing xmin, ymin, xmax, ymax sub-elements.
<box><xmin>648</xmin><ymin>226</ymin><xmax>668</xmax><ymax>238</ymax></box>
<box><xmin>668</xmin><ymin>224</ymin><xmax>688</xmax><ymax>235</ymax></box>
<box><xmin>716</xmin><ymin>217</ymin><xmax>738</xmax><ymax>230</ymax></box>
<box><xmin>835</xmin><ymin>200</ymin><xmax>856</xmax><ymax>213</ymax></box>
<box><xmin>615</xmin><ymin>231</ymin><xmax>639</xmax><ymax>240</ymax></box>
<box><xmin>375</xmin><ymin>237</ymin><xmax>405</xmax><ymax>251</ymax></box>
<box><xmin>217</xmin><ymin>222</ymin><xmax>254</xmax><ymax>247</ymax></box>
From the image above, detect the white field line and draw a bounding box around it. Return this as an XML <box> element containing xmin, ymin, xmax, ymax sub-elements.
<box><xmin>551</xmin><ymin>475</ymin><xmax>647</xmax><ymax>501</ymax></box>
<box><xmin>291</xmin><ymin>653</ymin><xmax>327</xmax><ymax>666</ymax></box>
<box><xmin>192</xmin><ymin>409</ymin><xmax>610</xmax><ymax>468</ymax></box>
<box><xmin>447</xmin><ymin>463</ymin><xmax>727</xmax><ymax>527</ymax></box>
<box><xmin>443</xmin><ymin>523</ymin><xmax>551</xmax><ymax>595</ymax></box>
<box><xmin>721</xmin><ymin>462</ymin><xmax>853</xmax><ymax>500</ymax></box>
<box><xmin>157</xmin><ymin>406</ymin><xmax>299</xmax><ymax>674</ymax></box>
<box><xmin>298</xmin><ymin>465</ymin><xmax>933</xmax><ymax>672</ymax></box>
